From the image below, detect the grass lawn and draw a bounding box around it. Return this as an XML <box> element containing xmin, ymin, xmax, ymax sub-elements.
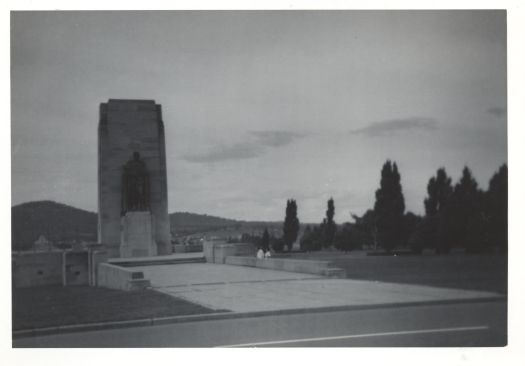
<box><xmin>278</xmin><ymin>251</ymin><xmax>507</xmax><ymax>294</ymax></box>
<box><xmin>13</xmin><ymin>285</ymin><xmax>219</xmax><ymax>331</ymax></box>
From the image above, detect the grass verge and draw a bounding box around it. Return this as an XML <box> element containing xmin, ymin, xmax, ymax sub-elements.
<box><xmin>13</xmin><ymin>285</ymin><xmax>218</xmax><ymax>330</ymax></box>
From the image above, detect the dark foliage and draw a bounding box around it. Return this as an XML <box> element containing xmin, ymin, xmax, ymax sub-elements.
<box><xmin>300</xmin><ymin>225</ymin><xmax>323</xmax><ymax>251</ymax></box>
<box><xmin>409</xmin><ymin>216</ymin><xmax>437</xmax><ymax>254</ymax></box>
<box><xmin>271</xmin><ymin>237</ymin><xmax>285</xmax><ymax>252</ymax></box>
<box><xmin>260</xmin><ymin>228</ymin><xmax>270</xmax><ymax>252</ymax></box>
<box><xmin>421</xmin><ymin>168</ymin><xmax>454</xmax><ymax>253</ymax></box>
<box><xmin>333</xmin><ymin>223</ymin><xmax>365</xmax><ymax>252</ymax></box>
<box><xmin>424</xmin><ymin>168</ymin><xmax>453</xmax><ymax>216</ymax></box>
<box><xmin>403</xmin><ymin>212</ymin><xmax>423</xmax><ymax>252</ymax></box>
<box><xmin>403</xmin><ymin>212</ymin><xmax>422</xmax><ymax>239</ymax></box>
<box><xmin>373</xmin><ymin>161</ymin><xmax>406</xmax><ymax>251</ymax></box>
<box><xmin>282</xmin><ymin>199</ymin><xmax>300</xmax><ymax>251</ymax></box>
<box><xmin>485</xmin><ymin>164</ymin><xmax>507</xmax><ymax>251</ymax></box>
<box><xmin>352</xmin><ymin>210</ymin><xmax>377</xmax><ymax>249</ymax></box>
<box><xmin>300</xmin><ymin>226</ymin><xmax>313</xmax><ymax>251</ymax></box>
<box><xmin>323</xmin><ymin>198</ymin><xmax>337</xmax><ymax>248</ymax></box>
<box><xmin>414</xmin><ymin>165</ymin><xmax>507</xmax><ymax>254</ymax></box>
<box><xmin>448</xmin><ymin>167</ymin><xmax>486</xmax><ymax>253</ymax></box>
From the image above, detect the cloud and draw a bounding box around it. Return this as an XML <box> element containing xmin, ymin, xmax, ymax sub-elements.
<box><xmin>351</xmin><ymin>117</ymin><xmax>438</xmax><ymax>137</ymax></box>
<box><xmin>486</xmin><ymin>107</ymin><xmax>506</xmax><ymax>118</ymax></box>
<box><xmin>183</xmin><ymin>130</ymin><xmax>307</xmax><ymax>163</ymax></box>
<box><xmin>181</xmin><ymin>143</ymin><xmax>264</xmax><ymax>163</ymax></box>
<box><xmin>250</xmin><ymin>130</ymin><xmax>307</xmax><ymax>147</ymax></box>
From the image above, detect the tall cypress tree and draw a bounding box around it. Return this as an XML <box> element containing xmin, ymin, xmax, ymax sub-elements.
<box><xmin>423</xmin><ymin>168</ymin><xmax>454</xmax><ymax>253</ymax></box>
<box><xmin>373</xmin><ymin>160</ymin><xmax>405</xmax><ymax>251</ymax></box>
<box><xmin>283</xmin><ymin>199</ymin><xmax>300</xmax><ymax>252</ymax></box>
<box><xmin>486</xmin><ymin>164</ymin><xmax>507</xmax><ymax>251</ymax></box>
<box><xmin>450</xmin><ymin>166</ymin><xmax>484</xmax><ymax>252</ymax></box>
<box><xmin>323</xmin><ymin>197</ymin><xmax>337</xmax><ymax>248</ymax></box>
<box><xmin>424</xmin><ymin>168</ymin><xmax>453</xmax><ymax>216</ymax></box>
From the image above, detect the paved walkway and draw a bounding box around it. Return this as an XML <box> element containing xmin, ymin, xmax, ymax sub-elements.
<box><xmin>135</xmin><ymin>263</ymin><xmax>502</xmax><ymax>313</ymax></box>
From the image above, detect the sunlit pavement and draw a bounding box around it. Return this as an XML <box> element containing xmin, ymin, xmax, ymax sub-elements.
<box><xmin>137</xmin><ymin>263</ymin><xmax>504</xmax><ymax>313</ymax></box>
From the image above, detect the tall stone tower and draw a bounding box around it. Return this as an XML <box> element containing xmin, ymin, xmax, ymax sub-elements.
<box><xmin>98</xmin><ymin>99</ymin><xmax>170</xmax><ymax>258</ymax></box>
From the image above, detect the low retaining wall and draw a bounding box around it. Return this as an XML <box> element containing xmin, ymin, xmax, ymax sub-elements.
<box><xmin>225</xmin><ymin>256</ymin><xmax>346</xmax><ymax>278</ymax></box>
<box><xmin>62</xmin><ymin>251</ymin><xmax>89</xmax><ymax>286</ymax></box>
<box><xmin>88</xmin><ymin>249</ymin><xmax>109</xmax><ymax>286</ymax></box>
<box><xmin>12</xmin><ymin>250</ymin><xmax>95</xmax><ymax>288</ymax></box>
<box><xmin>203</xmin><ymin>241</ymin><xmax>256</xmax><ymax>264</ymax></box>
<box><xmin>97</xmin><ymin>263</ymin><xmax>150</xmax><ymax>291</ymax></box>
<box><xmin>173</xmin><ymin>244</ymin><xmax>203</xmax><ymax>253</ymax></box>
<box><xmin>12</xmin><ymin>251</ymin><xmax>64</xmax><ymax>287</ymax></box>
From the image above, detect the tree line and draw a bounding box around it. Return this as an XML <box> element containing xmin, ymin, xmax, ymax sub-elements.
<box><xmin>270</xmin><ymin>161</ymin><xmax>507</xmax><ymax>254</ymax></box>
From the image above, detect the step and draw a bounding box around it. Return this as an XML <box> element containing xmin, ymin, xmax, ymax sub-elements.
<box><xmin>322</xmin><ymin>267</ymin><xmax>346</xmax><ymax>278</ymax></box>
<box><xmin>109</xmin><ymin>254</ymin><xmax>206</xmax><ymax>267</ymax></box>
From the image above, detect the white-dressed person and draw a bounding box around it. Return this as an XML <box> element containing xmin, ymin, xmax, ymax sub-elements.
<box><xmin>256</xmin><ymin>247</ymin><xmax>264</xmax><ymax>259</ymax></box>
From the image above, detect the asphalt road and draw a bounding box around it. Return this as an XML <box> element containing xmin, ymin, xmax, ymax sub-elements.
<box><xmin>14</xmin><ymin>300</ymin><xmax>506</xmax><ymax>347</ymax></box>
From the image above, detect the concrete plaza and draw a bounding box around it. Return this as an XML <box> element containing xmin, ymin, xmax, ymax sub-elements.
<box><xmin>135</xmin><ymin>263</ymin><xmax>503</xmax><ymax>313</ymax></box>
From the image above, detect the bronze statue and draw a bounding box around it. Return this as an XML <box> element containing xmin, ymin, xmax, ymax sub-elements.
<box><xmin>121</xmin><ymin>151</ymin><xmax>150</xmax><ymax>214</ymax></box>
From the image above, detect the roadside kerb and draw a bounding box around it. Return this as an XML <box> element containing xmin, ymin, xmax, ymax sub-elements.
<box><xmin>12</xmin><ymin>295</ymin><xmax>505</xmax><ymax>339</ymax></box>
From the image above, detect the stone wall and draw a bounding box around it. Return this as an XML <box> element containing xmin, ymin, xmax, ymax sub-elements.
<box><xmin>98</xmin><ymin>99</ymin><xmax>170</xmax><ymax>257</ymax></box>
<box><xmin>97</xmin><ymin>263</ymin><xmax>150</xmax><ymax>291</ymax></box>
<box><xmin>12</xmin><ymin>250</ymin><xmax>94</xmax><ymax>288</ymax></box>
<box><xmin>224</xmin><ymin>256</ymin><xmax>346</xmax><ymax>278</ymax></box>
<box><xmin>88</xmin><ymin>249</ymin><xmax>109</xmax><ymax>286</ymax></box>
<box><xmin>173</xmin><ymin>243</ymin><xmax>203</xmax><ymax>253</ymax></box>
<box><xmin>62</xmin><ymin>251</ymin><xmax>89</xmax><ymax>286</ymax></box>
<box><xmin>203</xmin><ymin>241</ymin><xmax>257</xmax><ymax>264</ymax></box>
<box><xmin>12</xmin><ymin>251</ymin><xmax>64</xmax><ymax>287</ymax></box>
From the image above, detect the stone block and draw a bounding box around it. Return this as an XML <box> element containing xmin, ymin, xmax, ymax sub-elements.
<box><xmin>120</xmin><ymin>212</ymin><xmax>158</xmax><ymax>258</ymax></box>
<box><xmin>97</xmin><ymin>263</ymin><xmax>151</xmax><ymax>291</ymax></box>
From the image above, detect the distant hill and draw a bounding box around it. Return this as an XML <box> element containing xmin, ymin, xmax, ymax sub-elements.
<box><xmin>169</xmin><ymin>212</ymin><xmax>247</xmax><ymax>237</ymax></box>
<box><xmin>11</xmin><ymin>201</ymin><xmax>285</xmax><ymax>250</ymax></box>
<box><xmin>12</xmin><ymin>201</ymin><xmax>98</xmax><ymax>251</ymax></box>
<box><xmin>170</xmin><ymin>212</ymin><xmax>240</xmax><ymax>229</ymax></box>
<box><xmin>169</xmin><ymin>212</ymin><xmax>285</xmax><ymax>237</ymax></box>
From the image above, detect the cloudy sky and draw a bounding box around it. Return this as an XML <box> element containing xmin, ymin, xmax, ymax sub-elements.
<box><xmin>11</xmin><ymin>10</ymin><xmax>507</xmax><ymax>223</ymax></box>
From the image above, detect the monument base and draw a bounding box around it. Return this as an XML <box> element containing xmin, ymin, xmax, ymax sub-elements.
<box><xmin>120</xmin><ymin>212</ymin><xmax>158</xmax><ymax>258</ymax></box>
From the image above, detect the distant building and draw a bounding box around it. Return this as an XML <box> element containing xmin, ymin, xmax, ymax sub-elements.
<box><xmin>33</xmin><ymin>235</ymin><xmax>54</xmax><ymax>251</ymax></box>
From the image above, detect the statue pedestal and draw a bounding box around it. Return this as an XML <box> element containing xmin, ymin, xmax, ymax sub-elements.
<box><xmin>120</xmin><ymin>212</ymin><xmax>158</xmax><ymax>258</ymax></box>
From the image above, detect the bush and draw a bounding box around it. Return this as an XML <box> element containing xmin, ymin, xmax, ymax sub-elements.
<box><xmin>333</xmin><ymin>223</ymin><xmax>364</xmax><ymax>252</ymax></box>
<box><xmin>271</xmin><ymin>237</ymin><xmax>285</xmax><ymax>252</ymax></box>
<box><xmin>299</xmin><ymin>225</ymin><xmax>323</xmax><ymax>251</ymax></box>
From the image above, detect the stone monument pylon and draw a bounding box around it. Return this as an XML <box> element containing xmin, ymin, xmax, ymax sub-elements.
<box><xmin>119</xmin><ymin>152</ymin><xmax>157</xmax><ymax>257</ymax></box>
<box><xmin>98</xmin><ymin>99</ymin><xmax>170</xmax><ymax>258</ymax></box>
